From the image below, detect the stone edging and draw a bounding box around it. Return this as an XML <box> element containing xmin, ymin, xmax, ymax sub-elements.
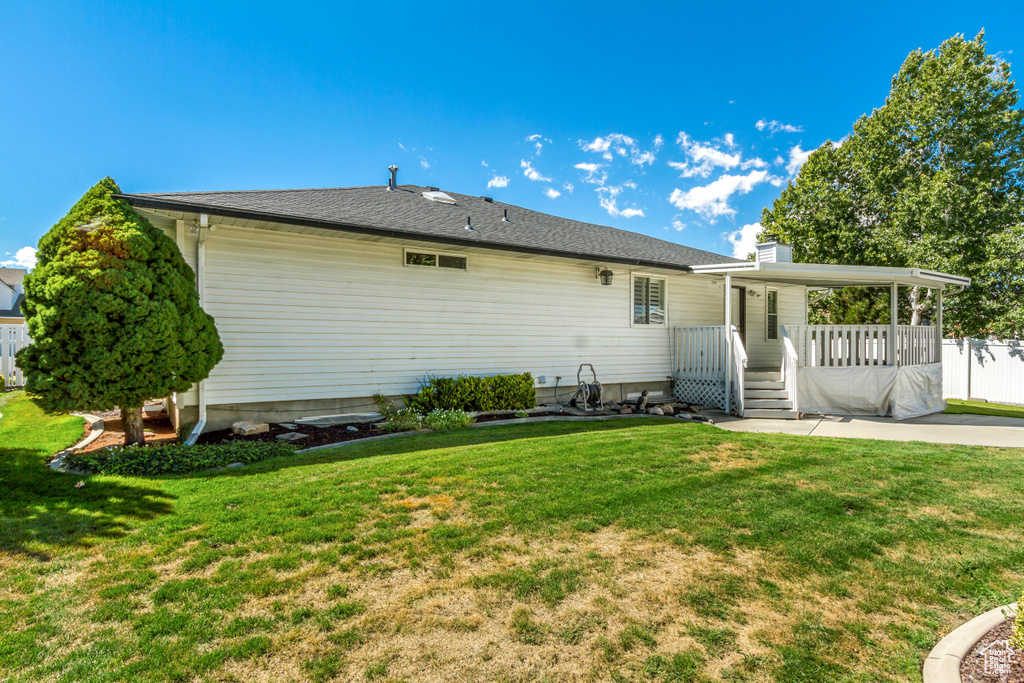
<box><xmin>922</xmin><ymin>602</ymin><xmax>1018</xmax><ymax>683</ymax></box>
<box><xmin>294</xmin><ymin>413</ymin><xmax>709</xmax><ymax>455</ymax></box>
<box><xmin>49</xmin><ymin>414</ymin><xmax>104</xmax><ymax>472</ymax></box>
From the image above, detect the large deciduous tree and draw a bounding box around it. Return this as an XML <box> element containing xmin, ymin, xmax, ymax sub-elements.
<box><xmin>17</xmin><ymin>178</ymin><xmax>223</xmax><ymax>445</ymax></box>
<box><xmin>761</xmin><ymin>31</ymin><xmax>1024</xmax><ymax>338</ymax></box>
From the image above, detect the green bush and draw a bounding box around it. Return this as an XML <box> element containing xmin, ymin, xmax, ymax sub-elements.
<box><xmin>381</xmin><ymin>408</ymin><xmax>424</xmax><ymax>433</ymax></box>
<box><xmin>423</xmin><ymin>409</ymin><xmax>474</xmax><ymax>431</ymax></box>
<box><xmin>406</xmin><ymin>373</ymin><xmax>535</xmax><ymax>412</ymax></box>
<box><xmin>65</xmin><ymin>441</ymin><xmax>297</xmax><ymax>476</ymax></box>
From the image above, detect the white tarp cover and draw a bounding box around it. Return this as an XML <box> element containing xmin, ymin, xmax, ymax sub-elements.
<box><xmin>797</xmin><ymin>366</ymin><xmax>898</xmax><ymax>416</ymax></box>
<box><xmin>795</xmin><ymin>364</ymin><xmax>945</xmax><ymax>419</ymax></box>
<box><xmin>890</xmin><ymin>363</ymin><xmax>947</xmax><ymax>420</ymax></box>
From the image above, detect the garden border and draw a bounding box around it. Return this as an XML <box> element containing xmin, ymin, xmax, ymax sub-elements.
<box><xmin>294</xmin><ymin>413</ymin><xmax>707</xmax><ymax>455</ymax></box>
<box><xmin>49</xmin><ymin>414</ymin><xmax>103</xmax><ymax>472</ymax></box>
<box><xmin>922</xmin><ymin>602</ymin><xmax>1017</xmax><ymax>683</ymax></box>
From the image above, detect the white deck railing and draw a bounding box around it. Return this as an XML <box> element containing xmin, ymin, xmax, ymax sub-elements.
<box><xmin>1</xmin><ymin>324</ymin><xmax>30</xmax><ymax>387</ymax></box>
<box><xmin>731</xmin><ymin>326</ymin><xmax>747</xmax><ymax>415</ymax></box>
<box><xmin>675</xmin><ymin>325</ymin><xmax>728</xmax><ymax>379</ymax></box>
<box><xmin>786</xmin><ymin>324</ymin><xmax>937</xmax><ymax>368</ymax></box>
<box><xmin>780</xmin><ymin>325</ymin><xmax>800</xmax><ymax>414</ymax></box>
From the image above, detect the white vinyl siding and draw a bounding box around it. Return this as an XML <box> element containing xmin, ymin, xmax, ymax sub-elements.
<box><xmin>741</xmin><ymin>283</ymin><xmax>806</xmax><ymax>367</ymax></box>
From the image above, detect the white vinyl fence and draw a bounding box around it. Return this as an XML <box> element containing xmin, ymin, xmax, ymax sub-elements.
<box><xmin>942</xmin><ymin>338</ymin><xmax>1024</xmax><ymax>406</ymax></box>
<box><xmin>1</xmin><ymin>324</ymin><xmax>30</xmax><ymax>387</ymax></box>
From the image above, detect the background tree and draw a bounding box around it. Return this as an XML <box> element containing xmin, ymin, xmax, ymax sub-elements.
<box><xmin>17</xmin><ymin>178</ymin><xmax>223</xmax><ymax>445</ymax></box>
<box><xmin>761</xmin><ymin>31</ymin><xmax>1024</xmax><ymax>338</ymax></box>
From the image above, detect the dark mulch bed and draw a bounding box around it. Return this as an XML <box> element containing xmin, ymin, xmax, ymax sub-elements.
<box><xmin>961</xmin><ymin>616</ymin><xmax>1022</xmax><ymax>682</ymax></box>
<box><xmin>198</xmin><ymin>421</ymin><xmax>386</xmax><ymax>448</ymax></box>
<box><xmin>474</xmin><ymin>411</ymin><xmax>561</xmax><ymax>423</ymax></box>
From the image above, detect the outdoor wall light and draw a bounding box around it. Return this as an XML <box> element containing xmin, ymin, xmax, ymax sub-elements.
<box><xmin>596</xmin><ymin>267</ymin><xmax>614</xmax><ymax>286</ymax></box>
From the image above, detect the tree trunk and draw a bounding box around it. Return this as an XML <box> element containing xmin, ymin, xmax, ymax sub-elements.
<box><xmin>121</xmin><ymin>406</ymin><xmax>145</xmax><ymax>446</ymax></box>
<box><xmin>907</xmin><ymin>286</ymin><xmax>928</xmax><ymax>325</ymax></box>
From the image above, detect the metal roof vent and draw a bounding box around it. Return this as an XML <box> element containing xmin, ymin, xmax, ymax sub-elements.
<box><xmin>423</xmin><ymin>190</ymin><xmax>457</xmax><ymax>204</ymax></box>
<box><xmin>502</xmin><ymin>209</ymin><xmax>510</xmax><ymax>223</ymax></box>
<box><xmin>387</xmin><ymin>165</ymin><xmax>398</xmax><ymax>191</ymax></box>
<box><xmin>465</xmin><ymin>216</ymin><xmax>475</xmax><ymax>232</ymax></box>
<box><xmin>481</xmin><ymin>196</ymin><xmax>493</xmax><ymax>202</ymax></box>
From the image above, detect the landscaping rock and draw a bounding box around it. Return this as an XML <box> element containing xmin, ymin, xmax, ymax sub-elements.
<box><xmin>619</xmin><ymin>408</ymin><xmax>634</xmax><ymax>414</ymax></box>
<box><xmin>661</xmin><ymin>405</ymin><xmax>675</xmax><ymax>415</ymax></box>
<box><xmin>278</xmin><ymin>422</ymin><xmax>298</xmax><ymax>431</ymax></box>
<box><xmin>346</xmin><ymin>426</ymin><xmax>359</xmax><ymax>432</ymax></box>
<box><xmin>232</xmin><ymin>420</ymin><xmax>269</xmax><ymax>436</ymax></box>
<box><xmin>649</xmin><ymin>406</ymin><xmax>665</xmax><ymax>415</ymax></box>
<box><xmin>276</xmin><ymin>432</ymin><xmax>309</xmax><ymax>443</ymax></box>
<box><xmin>226</xmin><ymin>462</ymin><xmax>245</xmax><ymax>469</ymax></box>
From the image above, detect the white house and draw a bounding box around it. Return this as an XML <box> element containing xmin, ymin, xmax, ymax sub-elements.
<box><xmin>116</xmin><ymin>170</ymin><xmax>970</xmax><ymax>433</ymax></box>
<box><xmin>0</xmin><ymin>267</ymin><xmax>29</xmax><ymax>386</ymax></box>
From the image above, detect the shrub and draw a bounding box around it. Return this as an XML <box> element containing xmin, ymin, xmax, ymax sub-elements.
<box><xmin>381</xmin><ymin>408</ymin><xmax>423</xmax><ymax>433</ymax></box>
<box><xmin>372</xmin><ymin>392</ymin><xmax>395</xmax><ymax>418</ymax></box>
<box><xmin>64</xmin><ymin>441</ymin><xmax>297</xmax><ymax>476</ymax></box>
<box><xmin>423</xmin><ymin>409</ymin><xmax>474</xmax><ymax>431</ymax></box>
<box><xmin>406</xmin><ymin>373</ymin><xmax>535</xmax><ymax>412</ymax></box>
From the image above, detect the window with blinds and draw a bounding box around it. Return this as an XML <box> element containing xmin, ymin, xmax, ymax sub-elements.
<box><xmin>404</xmin><ymin>249</ymin><xmax>468</xmax><ymax>270</ymax></box>
<box><xmin>632</xmin><ymin>276</ymin><xmax>666</xmax><ymax>325</ymax></box>
<box><xmin>766</xmin><ymin>288</ymin><xmax>779</xmax><ymax>340</ymax></box>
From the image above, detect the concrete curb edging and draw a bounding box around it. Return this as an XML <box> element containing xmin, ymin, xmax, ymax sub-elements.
<box><xmin>293</xmin><ymin>412</ymin><xmax>707</xmax><ymax>455</ymax></box>
<box><xmin>49</xmin><ymin>414</ymin><xmax>104</xmax><ymax>472</ymax></box>
<box><xmin>922</xmin><ymin>602</ymin><xmax>1017</xmax><ymax>683</ymax></box>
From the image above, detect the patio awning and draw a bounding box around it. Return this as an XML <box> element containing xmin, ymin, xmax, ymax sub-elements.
<box><xmin>688</xmin><ymin>261</ymin><xmax>971</xmax><ymax>290</ymax></box>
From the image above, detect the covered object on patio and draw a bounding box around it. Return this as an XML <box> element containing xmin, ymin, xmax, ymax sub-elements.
<box><xmin>679</xmin><ymin>261</ymin><xmax>971</xmax><ymax>420</ymax></box>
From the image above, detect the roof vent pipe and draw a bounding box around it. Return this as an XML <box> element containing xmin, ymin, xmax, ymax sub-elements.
<box><xmin>465</xmin><ymin>216</ymin><xmax>475</xmax><ymax>232</ymax></box>
<box><xmin>502</xmin><ymin>209</ymin><xmax>510</xmax><ymax>223</ymax></box>
<box><xmin>387</xmin><ymin>165</ymin><xmax>399</xmax><ymax>191</ymax></box>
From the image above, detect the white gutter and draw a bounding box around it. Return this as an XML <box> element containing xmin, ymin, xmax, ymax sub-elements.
<box><xmin>689</xmin><ymin>261</ymin><xmax>971</xmax><ymax>289</ymax></box>
<box><xmin>184</xmin><ymin>215</ymin><xmax>211</xmax><ymax>446</ymax></box>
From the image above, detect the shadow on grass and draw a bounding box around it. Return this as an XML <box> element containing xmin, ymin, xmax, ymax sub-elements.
<box><xmin>0</xmin><ymin>446</ymin><xmax>175</xmax><ymax>560</ymax></box>
<box><xmin>194</xmin><ymin>418</ymin><xmax>690</xmax><ymax>479</ymax></box>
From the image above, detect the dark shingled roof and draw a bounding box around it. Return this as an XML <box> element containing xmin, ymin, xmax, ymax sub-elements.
<box><xmin>0</xmin><ymin>293</ymin><xmax>24</xmax><ymax>319</ymax></box>
<box><xmin>0</xmin><ymin>268</ymin><xmax>26</xmax><ymax>287</ymax></box>
<box><xmin>118</xmin><ymin>184</ymin><xmax>737</xmax><ymax>271</ymax></box>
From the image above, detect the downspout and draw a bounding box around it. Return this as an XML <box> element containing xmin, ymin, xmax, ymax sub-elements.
<box><xmin>184</xmin><ymin>215</ymin><xmax>210</xmax><ymax>445</ymax></box>
<box><xmin>724</xmin><ymin>274</ymin><xmax>732</xmax><ymax>414</ymax></box>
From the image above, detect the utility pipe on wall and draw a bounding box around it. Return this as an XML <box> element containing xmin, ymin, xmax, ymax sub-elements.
<box><xmin>724</xmin><ymin>273</ymin><xmax>733</xmax><ymax>414</ymax></box>
<box><xmin>184</xmin><ymin>215</ymin><xmax>211</xmax><ymax>446</ymax></box>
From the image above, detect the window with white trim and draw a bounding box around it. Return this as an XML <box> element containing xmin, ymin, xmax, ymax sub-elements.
<box><xmin>766</xmin><ymin>288</ymin><xmax>779</xmax><ymax>340</ymax></box>
<box><xmin>404</xmin><ymin>249</ymin><xmax>468</xmax><ymax>270</ymax></box>
<box><xmin>632</xmin><ymin>276</ymin><xmax>666</xmax><ymax>325</ymax></box>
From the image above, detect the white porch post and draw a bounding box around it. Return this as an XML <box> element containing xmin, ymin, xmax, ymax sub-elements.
<box><xmin>724</xmin><ymin>274</ymin><xmax>733</xmax><ymax>413</ymax></box>
<box><xmin>890</xmin><ymin>282</ymin><xmax>898</xmax><ymax>366</ymax></box>
<box><xmin>935</xmin><ymin>287</ymin><xmax>943</xmax><ymax>363</ymax></box>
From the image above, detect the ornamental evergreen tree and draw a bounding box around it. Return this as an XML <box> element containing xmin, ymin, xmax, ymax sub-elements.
<box><xmin>17</xmin><ymin>178</ymin><xmax>223</xmax><ymax>445</ymax></box>
<box><xmin>761</xmin><ymin>31</ymin><xmax>1024</xmax><ymax>338</ymax></box>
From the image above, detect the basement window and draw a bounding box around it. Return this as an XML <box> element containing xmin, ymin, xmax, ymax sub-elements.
<box><xmin>632</xmin><ymin>275</ymin><xmax>666</xmax><ymax>326</ymax></box>
<box><xmin>766</xmin><ymin>288</ymin><xmax>779</xmax><ymax>340</ymax></box>
<box><xmin>404</xmin><ymin>249</ymin><xmax>468</xmax><ymax>271</ymax></box>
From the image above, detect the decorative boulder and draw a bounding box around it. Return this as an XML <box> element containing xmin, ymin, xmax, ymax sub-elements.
<box><xmin>649</xmin><ymin>406</ymin><xmax>665</xmax><ymax>416</ymax></box>
<box><xmin>619</xmin><ymin>408</ymin><xmax>634</xmax><ymax>414</ymax></box>
<box><xmin>661</xmin><ymin>405</ymin><xmax>675</xmax><ymax>415</ymax></box>
<box><xmin>232</xmin><ymin>420</ymin><xmax>269</xmax><ymax>436</ymax></box>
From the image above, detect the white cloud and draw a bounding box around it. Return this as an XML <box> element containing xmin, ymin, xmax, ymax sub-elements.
<box><xmin>563</xmin><ymin>182</ymin><xmax>574</xmax><ymax>194</ymax></box>
<box><xmin>520</xmin><ymin>159</ymin><xmax>551</xmax><ymax>182</ymax></box>
<box><xmin>756</xmin><ymin>119</ymin><xmax>804</xmax><ymax>135</ymax></box>
<box><xmin>726</xmin><ymin>223</ymin><xmax>763</xmax><ymax>259</ymax></box>
<box><xmin>481</xmin><ymin>160</ymin><xmax>489</xmax><ymax>167</ymax></box>
<box><xmin>620</xmin><ymin>208</ymin><xmax>644</xmax><ymax>218</ymax></box>
<box><xmin>487</xmin><ymin>175</ymin><xmax>510</xmax><ymax>189</ymax></box>
<box><xmin>668</xmin><ymin>170</ymin><xmax>769</xmax><ymax>220</ymax></box>
<box><xmin>667</xmin><ymin>218</ymin><xmax>686</xmax><ymax>232</ymax></box>
<box><xmin>526</xmin><ymin>133</ymin><xmax>552</xmax><ymax>155</ymax></box>
<box><xmin>785</xmin><ymin>144</ymin><xmax>813</xmax><ymax>176</ymax></box>
<box><xmin>670</xmin><ymin>132</ymin><xmax>765</xmax><ymax>179</ymax></box>
<box><xmin>597</xmin><ymin>190</ymin><xmax>644</xmax><ymax>218</ymax></box>
<box><xmin>1</xmin><ymin>246</ymin><xmax>37</xmax><ymax>269</ymax></box>
<box><xmin>575</xmin><ymin>162</ymin><xmax>602</xmax><ymax>173</ymax></box>
<box><xmin>545</xmin><ymin>188</ymin><xmax>561</xmax><ymax>199</ymax></box>
<box><xmin>579</xmin><ymin>133</ymin><xmax>660</xmax><ymax>165</ymax></box>
<box><xmin>420</xmin><ymin>160</ymin><xmax>430</xmax><ymax>169</ymax></box>
<box><xmin>623</xmin><ymin>180</ymin><xmax>638</xmax><ymax>190</ymax></box>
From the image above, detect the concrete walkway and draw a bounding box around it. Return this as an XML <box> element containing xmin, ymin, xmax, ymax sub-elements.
<box><xmin>709</xmin><ymin>411</ymin><xmax>1024</xmax><ymax>448</ymax></box>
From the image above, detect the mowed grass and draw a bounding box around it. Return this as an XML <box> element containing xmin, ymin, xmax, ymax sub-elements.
<box><xmin>944</xmin><ymin>398</ymin><xmax>1024</xmax><ymax>420</ymax></box>
<box><xmin>2</xmin><ymin>391</ymin><xmax>1024</xmax><ymax>682</ymax></box>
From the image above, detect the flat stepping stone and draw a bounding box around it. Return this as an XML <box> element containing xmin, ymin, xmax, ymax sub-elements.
<box><xmin>295</xmin><ymin>412</ymin><xmax>382</xmax><ymax>426</ymax></box>
<box><xmin>276</xmin><ymin>432</ymin><xmax>310</xmax><ymax>443</ymax></box>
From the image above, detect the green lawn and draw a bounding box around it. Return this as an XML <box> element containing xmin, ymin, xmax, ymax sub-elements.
<box><xmin>944</xmin><ymin>398</ymin><xmax>1024</xmax><ymax>420</ymax></box>
<box><xmin>2</xmin><ymin>390</ymin><xmax>1024</xmax><ymax>682</ymax></box>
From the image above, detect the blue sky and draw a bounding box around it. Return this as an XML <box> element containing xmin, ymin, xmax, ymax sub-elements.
<box><xmin>2</xmin><ymin>2</ymin><xmax>1022</xmax><ymax>268</ymax></box>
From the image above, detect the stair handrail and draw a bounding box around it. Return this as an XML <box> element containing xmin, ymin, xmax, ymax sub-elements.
<box><xmin>780</xmin><ymin>325</ymin><xmax>800</xmax><ymax>415</ymax></box>
<box><xmin>731</xmin><ymin>325</ymin><xmax>748</xmax><ymax>416</ymax></box>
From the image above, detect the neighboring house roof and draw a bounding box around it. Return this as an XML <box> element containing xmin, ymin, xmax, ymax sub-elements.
<box><xmin>0</xmin><ymin>293</ymin><xmax>24</xmax><ymax>319</ymax></box>
<box><xmin>0</xmin><ymin>268</ymin><xmax>26</xmax><ymax>287</ymax></box>
<box><xmin>117</xmin><ymin>184</ymin><xmax>738</xmax><ymax>271</ymax></box>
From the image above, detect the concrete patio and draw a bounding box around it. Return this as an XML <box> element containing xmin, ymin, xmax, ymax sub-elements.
<box><xmin>707</xmin><ymin>411</ymin><xmax>1024</xmax><ymax>448</ymax></box>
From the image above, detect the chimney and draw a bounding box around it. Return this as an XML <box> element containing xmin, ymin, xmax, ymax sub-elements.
<box><xmin>387</xmin><ymin>165</ymin><xmax>399</xmax><ymax>191</ymax></box>
<box><xmin>755</xmin><ymin>236</ymin><xmax>792</xmax><ymax>263</ymax></box>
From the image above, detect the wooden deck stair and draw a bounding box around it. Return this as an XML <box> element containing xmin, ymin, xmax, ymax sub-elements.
<box><xmin>742</xmin><ymin>369</ymin><xmax>798</xmax><ymax>419</ymax></box>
